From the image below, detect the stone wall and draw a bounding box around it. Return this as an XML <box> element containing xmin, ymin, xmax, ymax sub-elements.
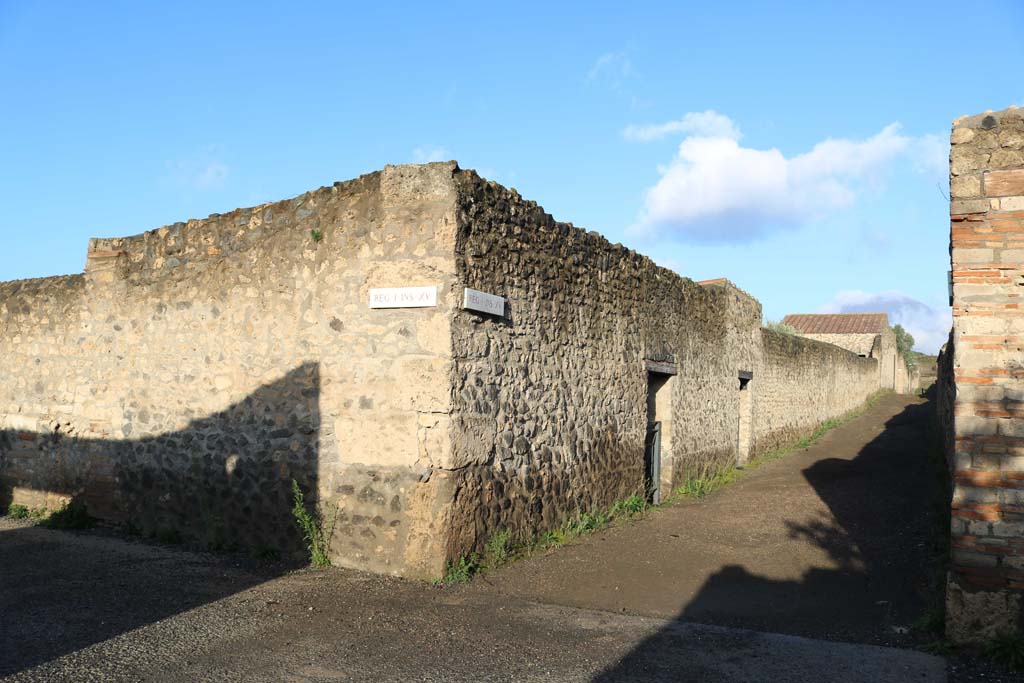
<box><xmin>0</xmin><ymin>164</ymin><xmax>461</xmax><ymax>578</ymax></box>
<box><xmin>943</xmin><ymin>106</ymin><xmax>1024</xmax><ymax>643</ymax></box>
<box><xmin>441</xmin><ymin>170</ymin><xmax>882</xmax><ymax>559</ymax></box>
<box><xmin>754</xmin><ymin>329</ymin><xmax>881</xmax><ymax>456</ymax></box>
<box><xmin>1</xmin><ymin>161</ymin><xmax>896</xmax><ymax>578</ymax></box>
<box><xmin>801</xmin><ymin>332</ymin><xmax>879</xmax><ymax>357</ymax></box>
<box><xmin>443</xmin><ymin>172</ymin><xmax>742</xmax><ymax>555</ymax></box>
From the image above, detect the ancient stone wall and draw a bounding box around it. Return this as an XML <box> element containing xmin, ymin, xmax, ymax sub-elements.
<box><xmin>442</xmin><ymin>170</ymin><xmax>882</xmax><ymax>559</ymax></box>
<box><xmin>0</xmin><ymin>163</ymin><xmax>461</xmax><ymax>578</ymax></box>
<box><xmin>944</xmin><ymin>106</ymin><xmax>1024</xmax><ymax>643</ymax></box>
<box><xmin>443</xmin><ymin>172</ymin><xmax>740</xmax><ymax>554</ymax></box>
<box><xmin>754</xmin><ymin>329</ymin><xmax>880</xmax><ymax>456</ymax></box>
<box><xmin>1</xmin><ymin>161</ymin><xmax>898</xmax><ymax>578</ymax></box>
<box><xmin>801</xmin><ymin>332</ymin><xmax>879</xmax><ymax>357</ymax></box>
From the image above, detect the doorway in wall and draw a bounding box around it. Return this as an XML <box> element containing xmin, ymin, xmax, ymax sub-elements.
<box><xmin>645</xmin><ymin>371</ymin><xmax>674</xmax><ymax>504</ymax></box>
<box><xmin>737</xmin><ymin>371</ymin><xmax>753</xmax><ymax>466</ymax></box>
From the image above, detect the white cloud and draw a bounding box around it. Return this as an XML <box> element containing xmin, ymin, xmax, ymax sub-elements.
<box><xmin>193</xmin><ymin>161</ymin><xmax>229</xmax><ymax>189</ymax></box>
<box><xmin>586</xmin><ymin>51</ymin><xmax>633</xmax><ymax>90</ymax></box>
<box><xmin>167</xmin><ymin>148</ymin><xmax>230</xmax><ymax>190</ymax></box>
<box><xmin>627</xmin><ymin>113</ymin><xmax>938</xmax><ymax>243</ymax></box>
<box><xmin>908</xmin><ymin>132</ymin><xmax>949</xmax><ymax>177</ymax></box>
<box><xmin>819</xmin><ymin>289</ymin><xmax>951</xmax><ymax>353</ymax></box>
<box><xmin>412</xmin><ymin>145</ymin><xmax>451</xmax><ymax>163</ymax></box>
<box><xmin>622</xmin><ymin>110</ymin><xmax>741</xmax><ymax>142</ymax></box>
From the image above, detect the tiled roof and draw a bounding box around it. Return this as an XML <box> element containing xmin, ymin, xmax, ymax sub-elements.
<box><xmin>782</xmin><ymin>313</ymin><xmax>889</xmax><ymax>335</ymax></box>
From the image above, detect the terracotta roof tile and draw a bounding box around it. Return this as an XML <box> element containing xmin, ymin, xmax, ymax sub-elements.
<box><xmin>782</xmin><ymin>313</ymin><xmax>889</xmax><ymax>335</ymax></box>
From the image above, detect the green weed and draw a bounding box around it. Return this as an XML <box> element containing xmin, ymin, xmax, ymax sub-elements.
<box><xmin>310</xmin><ymin>229</ymin><xmax>324</xmax><ymax>243</ymax></box>
<box><xmin>6</xmin><ymin>504</ymin><xmax>29</xmax><ymax>519</ymax></box>
<box><xmin>675</xmin><ymin>468</ymin><xmax>739</xmax><ymax>499</ymax></box>
<box><xmin>439</xmin><ymin>493</ymin><xmax>653</xmax><ymax>584</ymax></box>
<box><xmin>986</xmin><ymin>632</ymin><xmax>1024</xmax><ymax>671</ymax></box>
<box><xmin>484</xmin><ymin>529</ymin><xmax>513</xmax><ymax>566</ymax></box>
<box><xmin>912</xmin><ymin>608</ymin><xmax>945</xmax><ymax>635</ymax></box>
<box><xmin>443</xmin><ymin>554</ymin><xmax>481</xmax><ymax>584</ymax></box>
<box><xmin>291</xmin><ymin>479</ymin><xmax>334</xmax><ymax>568</ymax></box>
<box><xmin>609</xmin><ymin>494</ymin><xmax>647</xmax><ymax>517</ymax></box>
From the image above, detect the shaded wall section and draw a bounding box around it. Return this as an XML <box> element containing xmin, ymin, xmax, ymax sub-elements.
<box><xmin>1</xmin><ymin>364</ymin><xmax>319</xmax><ymax>553</ymax></box>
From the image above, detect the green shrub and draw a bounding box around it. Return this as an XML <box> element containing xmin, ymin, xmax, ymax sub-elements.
<box><xmin>6</xmin><ymin>504</ymin><xmax>29</xmax><ymax>519</ymax></box>
<box><xmin>484</xmin><ymin>530</ymin><xmax>512</xmax><ymax>566</ymax></box>
<box><xmin>443</xmin><ymin>554</ymin><xmax>480</xmax><ymax>584</ymax></box>
<box><xmin>765</xmin><ymin>320</ymin><xmax>799</xmax><ymax>336</ymax></box>
<box><xmin>986</xmin><ymin>632</ymin><xmax>1024</xmax><ymax>671</ymax></box>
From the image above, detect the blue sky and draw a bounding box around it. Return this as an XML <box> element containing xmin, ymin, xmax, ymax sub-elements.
<box><xmin>2</xmin><ymin>1</ymin><xmax>1022</xmax><ymax>352</ymax></box>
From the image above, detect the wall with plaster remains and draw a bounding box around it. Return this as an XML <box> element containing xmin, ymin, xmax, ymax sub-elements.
<box><xmin>0</xmin><ymin>165</ymin><xmax>460</xmax><ymax>578</ymax></box>
<box><xmin>2</xmin><ymin>161</ymin><xmax>892</xmax><ymax>577</ymax></box>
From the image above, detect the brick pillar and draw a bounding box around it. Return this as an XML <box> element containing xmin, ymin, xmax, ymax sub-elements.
<box><xmin>947</xmin><ymin>106</ymin><xmax>1024</xmax><ymax>643</ymax></box>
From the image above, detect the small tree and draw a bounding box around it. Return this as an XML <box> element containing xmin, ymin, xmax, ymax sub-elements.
<box><xmin>892</xmin><ymin>324</ymin><xmax>918</xmax><ymax>371</ymax></box>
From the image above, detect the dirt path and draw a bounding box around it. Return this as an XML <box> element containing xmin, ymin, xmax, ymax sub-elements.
<box><xmin>477</xmin><ymin>393</ymin><xmax>943</xmax><ymax>645</ymax></box>
<box><xmin>0</xmin><ymin>393</ymin><xmax>951</xmax><ymax>682</ymax></box>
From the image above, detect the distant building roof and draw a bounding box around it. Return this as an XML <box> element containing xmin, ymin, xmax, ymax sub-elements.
<box><xmin>782</xmin><ymin>313</ymin><xmax>889</xmax><ymax>335</ymax></box>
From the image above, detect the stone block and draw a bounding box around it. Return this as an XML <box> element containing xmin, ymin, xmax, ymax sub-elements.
<box><xmin>951</xmin><ymin>127</ymin><xmax>976</xmax><ymax>145</ymax></box>
<box><xmin>991</xmin><ymin>148</ymin><xmax>1024</xmax><ymax>170</ymax></box>
<box><xmin>999</xmin><ymin>128</ymin><xmax>1024</xmax><ymax>149</ymax></box>
<box><xmin>985</xmin><ymin>169</ymin><xmax>1024</xmax><ymax>197</ymax></box>
<box><xmin>951</xmin><ymin>174</ymin><xmax>982</xmax><ymax>199</ymax></box>
<box><xmin>953</xmin><ymin>247</ymin><xmax>994</xmax><ymax>264</ymax></box>
<box><xmin>947</xmin><ymin>579</ymin><xmax>1022</xmax><ymax>644</ymax></box>
<box><xmin>951</xmin><ymin>148</ymin><xmax>991</xmax><ymax>176</ymax></box>
<box><xmin>951</xmin><ymin>199</ymin><xmax>991</xmax><ymax>214</ymax></box>
<box><xmin>999</xmin><ymin>196</ymin><xmax>1024</xmax><ymax>212</ymax></box>
<box><xmin>1001</xmin><ymin>249</ymin><xmax>1024</xmax><ymax>264</ymax></box>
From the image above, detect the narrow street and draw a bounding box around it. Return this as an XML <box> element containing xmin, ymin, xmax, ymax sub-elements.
<box><xmin>482</xmin><ymin>393</ymin><xmax>943</xmax><ymax>645</ymax></box>
<box><xmin>0</xmin><ymin>393</ymin><xmax>949</xmax><ymax>682</ymax></box>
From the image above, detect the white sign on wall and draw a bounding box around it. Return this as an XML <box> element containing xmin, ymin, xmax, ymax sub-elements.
<box><xmin>368</xmin><ymin>286</ymin><xmax>437</xmax><ymax>309</ymax></box>
<box><xmin>462</xmin><ymin>287</ymin><xmax>505</xmax><ymax>317</ymax></box>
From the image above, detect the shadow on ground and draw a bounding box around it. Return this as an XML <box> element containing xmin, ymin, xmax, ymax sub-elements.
<box><xmin>592</xmin><ymin>390</ymin><xmax>949</xmax><ymax>681</ymax></box>
<box><xmin>0</xmin><ymin>364</ymin><xmax>320</xmax><ymax>677</ymax></box>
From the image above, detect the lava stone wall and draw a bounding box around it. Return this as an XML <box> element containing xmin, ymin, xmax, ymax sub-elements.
<box><xmin>0</xmin><ymin>163</ymin><xmax>461</xmax><ymax>578</ymax></box>
<box><xmin>444</xmin><ymin>171</ymin><xmax>762</xmax><ymax>557</ymax></box>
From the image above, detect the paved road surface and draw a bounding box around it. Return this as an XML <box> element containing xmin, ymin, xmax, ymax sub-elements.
<box><xmin>0</xmin><ymin>394</ymin><xmax>948</xmax><ymax>682</ymax></box>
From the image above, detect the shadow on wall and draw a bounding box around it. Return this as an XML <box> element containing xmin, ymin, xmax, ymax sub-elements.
<box><xmin>0</xmin><ymin>363</ymin><xmax>321</xmax><ymax>676</ymax></box>
<box><xmin>591</xmin><ymin>389</ymin><xmax>949</xmax><ymax>681</ymax></box>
